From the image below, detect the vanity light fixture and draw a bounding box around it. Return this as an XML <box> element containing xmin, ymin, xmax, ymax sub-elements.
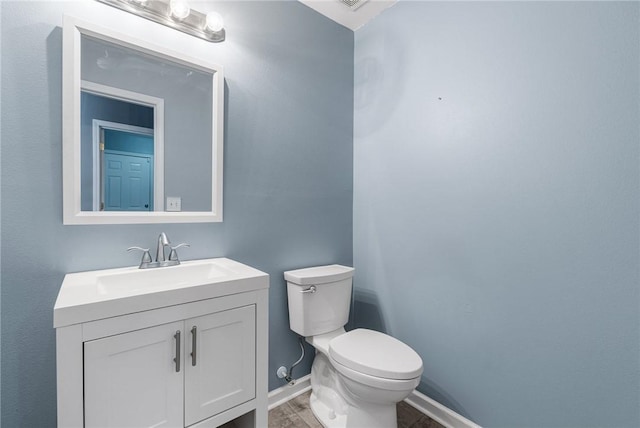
<box><xmin>205</xmin><ymin>11</ymin><xmax>224</xmax><ymax>33</ymax></box>
<box><xmin>169</xmin><ymin>0</ymin><xmax>190</xmax><ymax>20</ymax></box>
<box><xmin>95</xmin><ymin>0</ymin><xmax>225</xmax><ymax>42</ymax></box>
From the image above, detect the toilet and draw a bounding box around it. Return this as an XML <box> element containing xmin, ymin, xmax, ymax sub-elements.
<box><xmin>284</xmin><ymin>265</ymin><xmax>423</xmax><ymax>428</ymax></box>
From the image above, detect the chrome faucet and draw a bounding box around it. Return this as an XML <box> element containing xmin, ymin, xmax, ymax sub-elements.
<box><xmin>156</xmin><ymin>232</ymin><xmax>171</xmax><ymax>263</ymax></box>
<box><xmin>128</xmin><ymin>233</ymin><xmax>190</xmax><ymax>269</ymax></box>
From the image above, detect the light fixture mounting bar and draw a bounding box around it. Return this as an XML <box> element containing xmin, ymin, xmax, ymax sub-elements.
<box><xmin>95</xmin><ymin>0</ymin><xmax>225</xmax><ymax>43</ymax></box>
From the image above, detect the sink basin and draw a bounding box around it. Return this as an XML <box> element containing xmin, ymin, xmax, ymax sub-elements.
<box><xmin>96</xmin><ymin>261</ymin><xmax>232</xmax><ymax>295</ymax></box>
<box><xmin>54</xmin><ymin>258</ymin><xmax>269</xmax><ymax>328</ymax></box>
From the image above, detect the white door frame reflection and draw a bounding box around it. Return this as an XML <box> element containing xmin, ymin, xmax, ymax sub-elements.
<box><xmin>82</xmin><ymin>80</ymin><xmax>165</xmax><ymax>212</ymax></box>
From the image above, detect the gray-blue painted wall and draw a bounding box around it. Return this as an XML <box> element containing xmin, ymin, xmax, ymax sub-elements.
<box><xmin>1</xmin><ymin>2</ymin><xmax>353</xmax><ymax>426</ymax></box>
<box><xmin>353</xmin><ymin>2</ymin><xmax>639</xmax><ymax>427</ymax></box>
<box><xmin>2</xmin><ymin>1</ymin><xmax>639</xmax><ymax>427</ymax></box>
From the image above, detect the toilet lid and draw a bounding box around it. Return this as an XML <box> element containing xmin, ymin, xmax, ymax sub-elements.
<box><xmin>329</xmin><ymin>329</ymin><xmax>423</xmax><ymax>380</ymax></box>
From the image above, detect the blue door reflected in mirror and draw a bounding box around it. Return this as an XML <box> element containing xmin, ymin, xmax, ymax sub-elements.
<box><xmin>103</xmin><ymin>152</ymin><xmax>153</xmax><ymax>211</ymax></box>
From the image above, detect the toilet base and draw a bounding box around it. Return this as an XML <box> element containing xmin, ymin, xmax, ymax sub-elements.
<box><xmin>309</xmin><ymin>352</ymin><xmax>400</xmax><ymax>428</ymax></box>
<box><xmin>309</xmin><ymin>387</ymin><xmax>398</xmax><ymax>428</ymax></box>
<box><xmin>309</xmin><ymin>390</ymin><xmax>347</xmax><ymax>428</ymax></box>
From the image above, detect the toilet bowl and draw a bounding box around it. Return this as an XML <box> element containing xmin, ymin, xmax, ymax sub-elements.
<box><xmin>285</xmin><ymin>265</ymin><xmax>423</xmax><ymax>428</ymax></box>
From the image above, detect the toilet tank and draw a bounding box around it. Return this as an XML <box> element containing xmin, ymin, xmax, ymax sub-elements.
<box><xmin>285</xmin><ymin>265</ymin><xmax>354</xmax><ymax>337</ymax></box>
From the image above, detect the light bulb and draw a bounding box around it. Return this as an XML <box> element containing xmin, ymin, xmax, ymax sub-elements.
<box><xmin>169</xmin><ymin>0</ymin><xmax>190</xmax><ymax>20</ymax></box>
<box><xmin>205</xmin><ymin>11</ymin><xmax>224</xmax><ymax>32</ymax></box>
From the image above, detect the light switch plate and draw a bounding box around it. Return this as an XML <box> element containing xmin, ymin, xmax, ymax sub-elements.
<box><xmin>166</xmin><ymin>197</ymin><xmax>181</xmax><ymax>212</ymax></box>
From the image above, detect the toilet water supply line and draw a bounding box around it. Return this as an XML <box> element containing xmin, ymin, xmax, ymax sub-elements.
<box><xmin>277</xmin><ymin>337</ymin><xmax>305</xmax><ymax>385</ymax></box>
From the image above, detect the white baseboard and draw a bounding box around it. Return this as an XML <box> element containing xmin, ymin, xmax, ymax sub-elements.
<box><xmin>404</xmin><ymin>390</ymin><xmax>481</xmax><ymax>428</ymax></box>
<box><xmin>268</xmin><ymin>374</ymin><xmax>312</xmax><ymax>410</ymax></box>
<box><xmin>268</xmin><ymin>376</ymin><xmax>481</xmax><ymax>428</ymax></box>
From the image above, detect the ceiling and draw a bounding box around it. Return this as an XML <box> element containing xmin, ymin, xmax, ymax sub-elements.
<box><xmin>298</xmin><ymin>0</ymin><xmax>397</xmax><ymax>31</ymax></box>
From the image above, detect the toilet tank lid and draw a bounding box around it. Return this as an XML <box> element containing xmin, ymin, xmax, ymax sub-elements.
<box><xmin>284</xmin><ymin>264</ymin><xmax>354</xmax><ymax>285</ymax></box>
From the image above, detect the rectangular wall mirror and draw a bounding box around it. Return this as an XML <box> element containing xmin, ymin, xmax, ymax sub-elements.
<box><xmin>63</xmin><ymin>15</ymin><xmax>224</xmax><ymax>224</ymax></box>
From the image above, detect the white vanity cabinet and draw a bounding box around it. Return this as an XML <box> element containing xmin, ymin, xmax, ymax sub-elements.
<box><xmin>84</xmin><ymin>305</ymin><xmax>256</xmax><ymax>428</ymax></box>
<box><xmin>54</xmin><ymin>258</ymin><xmax>269</xmax><ymax>428</ymax></box>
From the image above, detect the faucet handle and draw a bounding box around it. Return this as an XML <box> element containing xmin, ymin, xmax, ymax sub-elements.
<box><xmin>168</xmin><ymin>243</ymin><xmax>190</xmax><ymax>262</ymax></box>
<box><xmin>127</xmin><ymin>246</ymin><xmax>152</xmax><ymax>267</ymax></box>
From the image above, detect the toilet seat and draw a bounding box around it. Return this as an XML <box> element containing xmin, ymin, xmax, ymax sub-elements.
<box><xmin>330</xmin><ymin>357</ymin><xmax>421</xmax><ymax>391</ymax></box>
<box><xmin>328</xmin><ymin>329</ymin><xmax>423</xmax><ymax>380</ymax></box>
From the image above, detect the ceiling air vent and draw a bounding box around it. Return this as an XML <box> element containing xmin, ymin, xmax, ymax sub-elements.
<box><xmin>339</xmin><ymin>0</ymin><xmax>369</xmax><ymax>11</ymax></box>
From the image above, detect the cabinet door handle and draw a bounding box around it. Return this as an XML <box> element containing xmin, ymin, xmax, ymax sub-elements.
<box><xmin>174</xmin><ymin>330</ymin><xmax>181</xmax><ymax>372</ymax></box>
<box><xmin>191</xmin><ymin>326</ymin><xmax>197</xmax><ymax>366</ymax></box>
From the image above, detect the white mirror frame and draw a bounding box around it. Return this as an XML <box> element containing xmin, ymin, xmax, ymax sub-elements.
<box><xmin>63</xmin><ymin>15</ymin><xmax>224</xmax><ymax>224</ymax></box>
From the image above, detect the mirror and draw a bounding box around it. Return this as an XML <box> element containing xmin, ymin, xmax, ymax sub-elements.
<box><xmin>63</xmin><ymin>15</ymin><xmax>223</xmax><ymax>224</ymax></box>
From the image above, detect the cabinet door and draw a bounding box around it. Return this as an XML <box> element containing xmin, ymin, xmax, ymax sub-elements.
<box><xmin>184</xmin><ymin>305</ymin><xmax>256</xmax><ymax>426</ymax></box>
<box><xmin>84</xmin><ymin>321</ymin><xmax>184</xmax><ymax>428</ymax></box>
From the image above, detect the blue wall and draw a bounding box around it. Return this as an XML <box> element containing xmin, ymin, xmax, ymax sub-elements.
<box><xmin>354</xmin><ymin>2</ymin><xmax>639</xmax><ymax>427</ymax></box>
<box><xmin>3</xmin><ymin>1</ymin><xmax>639</xmax><ymax>427</ymax></box>
<box><xmin>0</xmin><ymin>2</ymin><xmax>352</xmax><ymax>426</ymax></box>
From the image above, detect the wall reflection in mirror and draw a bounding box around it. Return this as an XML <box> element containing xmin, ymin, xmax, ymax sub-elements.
<box><xmin>80</xmin><ymin>34</ymin><xmax>213</xmax><ymax>212</ymax></box>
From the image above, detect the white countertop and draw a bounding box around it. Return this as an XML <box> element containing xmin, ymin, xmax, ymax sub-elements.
<box><xmin>54</xmin><ymin>257</ymin><xmax>269</xmax><ymax>328</ymax></box>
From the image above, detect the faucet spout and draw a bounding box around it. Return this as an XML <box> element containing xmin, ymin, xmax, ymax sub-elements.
<box><xmin>156</xmin><ymin>232</ymin><xmax>171</xmax><ymax>262</ymax></box>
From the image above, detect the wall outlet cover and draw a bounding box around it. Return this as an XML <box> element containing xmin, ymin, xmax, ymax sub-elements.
<box><xmin>166</xmin><ymin>197</ymin><xmax>181</xmax><ymax>212</ymax></box>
